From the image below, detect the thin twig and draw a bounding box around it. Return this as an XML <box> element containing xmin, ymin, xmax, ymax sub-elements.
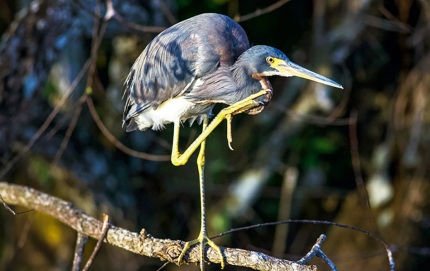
<box><xmin>347</xmin><ymin>113</ymin><xmax>395</xmax><ymax>270</ymax></box>
<box><xmin>114</xmin><ymin>13</ymin><xmax>166</xmax><ymax>33</ymax></box>
<box><xmin>213</xmin><ymin>219</ymin><xmax>395</xmax><ymax>271</ymax></box>
<box><xmin>297</xmin><ymin>235</ymin><xmax>326</xmax><ymax>263</ymax></box>
<box><xmin>53</xmin><ymin>0</ymin><xmax>108</xmax><ymax>168</ymax></box>
<box><xmin>348</xmin><ymin>112</ymin><xmax>380</xmax><ymax>230</ymax></box>
<box><xmin>73</xmin><ymin>0</ymin><xmax>165</xmax><ymax>33</ymax></box>
<box><xmin>0</xmin><ymin>0</ymin><xmax>115</xmax><ymax>208</ymax></box>
<box><xmin>158</xmin><ymin>0</ymin><xmax>177</xmax><ymax>25</ymax></box>
<box><xmin>84</xmin><ymin>0</ymin><xmax>169</xmax><ymax>162</ymax></box>
<box><xmin>1</xmin><ymin>194</ymin><xmax>17</xmax><ymax>215</ymax></box>
<box><xmin>155</xmin><ymin>261</ymin><xmax>170</xmax><ymax>271</ymax></box>
<box><xmin>45</xmin><ymin>108</ymin><xmax>76</xmax><ymax>140</ymax></box>
<box><xmin>82</xmin><ymin>214</ymin><xmax>110</xmax><ymax>271</ymax></box>
<box><xmin>17</xmin><ymin>214</ymin><xmax>34</xmax><ymax>248</ymax></box>
<box><xmin>72</xmin><ymin>233</ymin><xmax>89</xmax><ymax>271</ymax></box>
<box><xmin>51</xmin><ymin>0</ymin><xmax>100</xmax><ymax>166</ymax></box>
<box><xmin>52</xmin><ymin>94</ymin><xmax>87</xmax><ymax>167</ymax></box>
<box><xmin>0</xmin><ymin>194</ymin><xmax>33</xmax><ymax>215</ymax></box>
<box><xmin>298</xmin><ymin>235</ymin><xmax>338</xmax><ymax>271</ymax></box>
<box><xmin>87</xmin><ymin>0</ymin><xmax>104</xmax><ymax>88</ymax></box>
<box><xmin>235</xmin><ymin>0</ymin><xmax>291</xmax><ymax>22</ymax></box>
<box><xmin>0</xmin><ymin>58</ymin><xmax>92</xmax><ymax>179</ymax></box>
<box><xmin>86</xmin><ymin>97</ymin><xmax>170</xmax><ymax>161</ymax></box>
<box><xmin>327</xmin><ymin>64</ymin><xmax>352</xmax><ymax>121</ymax></box>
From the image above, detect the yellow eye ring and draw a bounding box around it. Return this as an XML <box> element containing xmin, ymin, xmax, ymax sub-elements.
<box><xmin>266</xmin><ymin>56</ymin><xmax>275</xmax><ymax>64</ymax></box>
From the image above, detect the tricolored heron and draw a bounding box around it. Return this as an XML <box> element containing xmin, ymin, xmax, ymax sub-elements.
<box><xmin>123</xmin><ymin>13</ymin><xmax>342</xmax><ymax>269</ymax></box>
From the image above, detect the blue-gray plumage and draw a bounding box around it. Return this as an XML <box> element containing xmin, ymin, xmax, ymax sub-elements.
<box><xmin>123</xmin><ymin>13</ymin><xmax>342</xmax><ymax>131</ymax></box>
<box><xmin>122</xmin><ymin>13</ymin><xmax>343</xmax><ymax>270</ymax></box>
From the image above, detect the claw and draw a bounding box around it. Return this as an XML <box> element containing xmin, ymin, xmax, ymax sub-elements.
<box><xmin>228</xmin><ymin>141</ymin><xmax>234</xmax><ymax>151</ymax></box>
<box><xmin>177</xmin><ymin>235</ymin><xmax>225</xmax><ymax>269</ymax></box>
<box><xmin>258</xmin><ymin>100</ymin><xmax>268</xmax><ymax>107</ymax></box>
<box><xmin>226</xmin><ymin>114</ymin><xmax>234</xmax><ymax>150</ymax></box>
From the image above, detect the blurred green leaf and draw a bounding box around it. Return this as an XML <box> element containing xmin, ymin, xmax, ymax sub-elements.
<box><xmin>311</xmin><ymin>137</ymin><xmax>336</xmax><ymax>153</ymax></box>
<box><xmin>30</xmin><ymin>156</ymin><xmax>53</xmax><ymax>186</ymax></box>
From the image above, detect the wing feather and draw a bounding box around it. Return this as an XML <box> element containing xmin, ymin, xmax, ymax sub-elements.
<box><xmin>123</xmin><ymin>13</ymin><xmax>250</xmax><ymax>130</ymax></box>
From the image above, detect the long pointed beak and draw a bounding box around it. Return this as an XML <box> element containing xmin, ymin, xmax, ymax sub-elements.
<box><xmin>278</xmin><ymin>60</ymin><xmax>343</xmax><ymax>89</ymax></box>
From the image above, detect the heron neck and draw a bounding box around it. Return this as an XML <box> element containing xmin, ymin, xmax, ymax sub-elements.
<box><xmin>231</xmin><ymin>62</ymin><xmax>262</xmax><ymax>98</ymax></box>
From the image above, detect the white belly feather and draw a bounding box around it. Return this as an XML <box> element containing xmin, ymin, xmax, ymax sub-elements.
<box><xmin>134</xmin><ymin>97</ymin><xmax>201</xmax><ymax>130</ymax></box>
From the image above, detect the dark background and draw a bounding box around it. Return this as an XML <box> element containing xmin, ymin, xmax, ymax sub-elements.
<box><xmin>0</xmin><ymin>0</ymin><xmax>429</xmax><ymax>270</ymax></box>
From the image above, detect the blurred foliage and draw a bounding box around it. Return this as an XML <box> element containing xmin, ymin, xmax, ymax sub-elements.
<box><xmin>1</xmin><ymin>0</ymin><xmax>430</xmax><ymax>271</ymax></box>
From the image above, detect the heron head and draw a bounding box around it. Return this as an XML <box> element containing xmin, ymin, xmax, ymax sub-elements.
<box><xmin>244</xmin><ymin>45</ymin><xmax>343</xmax><ymax>89</ymax></box>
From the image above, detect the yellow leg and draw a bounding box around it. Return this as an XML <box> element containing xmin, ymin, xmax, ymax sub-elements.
<box><xmin>171</xmin><ymin>89</ymin><xmax>270</xmax><ymax>166</ymax></box>
<box><xmin>177</xmin><ymin>116</ymin><xmax>225</xmax><ymax>269</ymax></box>
<box><xmin>172</xmin><ymin>89</ymin><xmax>270</xmax><ymax>269</ymax></box>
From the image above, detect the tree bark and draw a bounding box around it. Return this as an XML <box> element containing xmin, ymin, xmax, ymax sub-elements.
<box><xmin>0</xmin><ymin>182</ymin><xmax>316</xmax><ymax>271</ymax></box>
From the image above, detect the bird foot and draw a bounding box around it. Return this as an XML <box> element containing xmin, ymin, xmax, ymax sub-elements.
<box><xmin>178</xmin><ymin>233</ymin><xmax>225</xmax><ymax>269</ymax></box>
<box><xmin>221</xmin><ymin>90</ymin><xmax>272</xmax><ymax>151</ymax></box>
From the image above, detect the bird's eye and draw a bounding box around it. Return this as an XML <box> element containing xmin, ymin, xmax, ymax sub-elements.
<box><xmin>266</xmin><ymin>57</ymin><xmax>275</xmax><ymax>64</ymax></box>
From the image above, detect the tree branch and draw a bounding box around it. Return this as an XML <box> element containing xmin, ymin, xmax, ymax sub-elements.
<box><xmin>0</xmin><ymin>182</ymin><xmax>315</xmax><ymax>271</ymax></box>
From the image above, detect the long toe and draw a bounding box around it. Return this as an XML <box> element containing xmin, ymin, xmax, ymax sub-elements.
<box><xmin>177</xmin><ymin>235</ymin><xmax>225</xmax><ymax>270</ymax></box>
<box><xmin>205</xmin><ymin>237</ymin><xmax>225</xmax><ymax>269</ymax></box>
